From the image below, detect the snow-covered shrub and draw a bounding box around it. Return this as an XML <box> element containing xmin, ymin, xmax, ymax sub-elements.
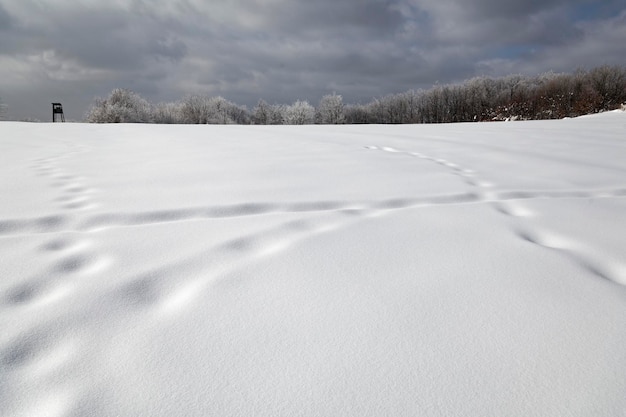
<box><xmin>86</xmin><ymin>89</ymin><xmax>153</xmax><ymax>123</ymax></box>
<box><xmin>285</xmin><ymin>100</ymin><xmax>315</xmax><ymax>125</ymax></box>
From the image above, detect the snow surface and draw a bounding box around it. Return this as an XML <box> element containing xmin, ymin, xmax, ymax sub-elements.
<box><xmin>1</xmin><ymin>112</ymin><xmax>626</xmax><ymax>416</ymax></box>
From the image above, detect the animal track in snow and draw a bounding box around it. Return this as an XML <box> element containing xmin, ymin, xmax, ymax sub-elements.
<box><xmin>0</xmin><ymin>215</ymin><xmax>69</xmax><ymax>235</ymax></box>
<box><xmin>61</xmin><ymin>199</ymin><xmax>94</xmax><ymax>210</ymax></box>
<box><xmin>3</xmin><ymin>237</ymin><xmax>100</xmax><ymax>308</ymax></box>
<box><xmin>491</xmin><ymin>201</ymin><xmax>535</xmax><ymax>218</ymax></box>
<box><xmin>30</xmin><ymin>150</ymin><xmax>98</xmax><ymax>213</ymax></box>
<box><xmin>52</xmin><ymin>252</ymin><xmax>107</xmax><ymax>275</ymax></box>
<box><xmin>4</xmin><ymin>281</ymin><xmax>46</xmax><ymax>305</ymax></box>
<box><xmin>3</xmin><ymin>278</ymin><xmax>74</xmax><ymax>307</ymax></box>
<box><xmin>369</xmin><ymin>144</ymin><xmax>495</xmax><ymax>190</ymax></box>
<box><xmin>104</xmin><ymin>215</ymin><xmax>359</xmax><ymax>317</ymax></box>
<box><xmin>2</xmin><ymin>187</ymin><xmax>625</xmax><ymax>238</ymax></box>
<box><xmin>74</xmin><ymin>197</ymin><xmax>476</xmax><ymax>232</ymax></box>
<box><xmin>516</xmin><ymin>227</ymin><xmax>626</xmax><ymax>286</ymax></box>
<box><xmin>1</xmin><ymin>149</ymin><xmax>109</xmax><ymax>405</ymax></box>
<box><xmin>0</xmin><ymin>147</ymin><xmax>108</xmax><ymax>416</ymax></box>
<box><xmin>367</xmin><ymin>143</ymin><xmax>626</xmax><ymax>288</ymax></box>
<box><xmin>114</xmin><ymin>220</ymin><xmax>306</xmax><ymax>304</ymax></box>
<box><xmin>1</xmin><ymin>328</ymin><xmax>56</xmax><ymax>369</ymax></box>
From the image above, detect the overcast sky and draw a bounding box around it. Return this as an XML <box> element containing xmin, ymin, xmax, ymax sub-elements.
<box><xmin>1</xmin><ymin>0</ymin><xmax>625</xmax><ymax>121</ymax></box>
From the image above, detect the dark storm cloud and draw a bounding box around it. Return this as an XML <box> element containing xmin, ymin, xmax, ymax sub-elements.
<box><xmin>452</xmin><ymin>0</ymin><xmax>565</xmax><ymax>18</ymax></box>
<box><xmin>249</xmin><ymin>0</ymin><xmax>405</xmax><ymax>36</ymax></box>
<box><xmin>22</xmin><ymin>7</ymin><xmax>188</xmax><ymax>71</ymax></box>
<box><xmin>0</xmin><ymin>0</ymin><xmax>624</xmax><ymax>121</ymax></box>
<box><xmin>421</xmin><ymin>0</ymin><xmax>622</xmax><ymax>21</ymax></box>
<box><xmin>417</xmin><ymin>0</ymin><xmax>583</xmax><ymax>46</ymax></box>
<box><xmin>148</xmin><ymin>37</ymin><xmax>188</xmax><ymax>62</ymax></box>
<box><xmin>0</xmin><ymin>4</ymin><xmax>14</xmax><ymax>29</ymax></box>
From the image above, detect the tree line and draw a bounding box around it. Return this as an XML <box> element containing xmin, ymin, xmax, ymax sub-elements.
<box><xmin>86</xmin><ymin>65</ymin><xmax>626</xmax><ymax>124</ymax></box>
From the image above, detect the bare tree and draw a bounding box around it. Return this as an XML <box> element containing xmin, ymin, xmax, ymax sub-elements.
<box><xmin>589</xmin><ymin>65</ymin><xmax>626</xmax><ymax>111</ymax></box>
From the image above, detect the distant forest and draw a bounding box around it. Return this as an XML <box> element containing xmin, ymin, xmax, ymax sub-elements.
<box><xmin>86</xmin><ymin>65</ymin><xmax>626</xmax><ymax>125</ymax></box>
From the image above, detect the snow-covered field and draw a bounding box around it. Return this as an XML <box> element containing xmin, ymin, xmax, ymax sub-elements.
<box><xmin>1</xmin><ymin>112</ymin><xmax>626</xmax><ymax>416</ymax></box>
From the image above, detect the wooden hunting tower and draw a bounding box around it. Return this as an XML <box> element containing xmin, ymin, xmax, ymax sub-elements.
<box><xmin>52</xmin><ymin>103</ymin><xmax>65</xmax><ymax>122</ymax></box>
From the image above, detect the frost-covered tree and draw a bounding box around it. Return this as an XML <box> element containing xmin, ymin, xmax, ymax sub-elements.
<box><xmin>153</xmin><ymin>101</ymin><xmax>184</xmax><ymax>124</ymax></box>
<box><xmin>180</xmin><ymin>95</ymin><xmax>212</xmax><ymax>124</ymax></box>
<box><xmin>285</xmin><ymin>100</ymin><xmax>315</xmax><ymax>125</ymax></box>
<box><xmin>86</xmin><ymin>89</ymin><xmax>153</xmax><ymax>123</ymax></box>
<box><xmin>228</xmin><ymin>103</ymin><xmax>251</xmax><ymax>125</ymax></box>
<box><xmin>268</xmin><ymin>104</ymin><xmax>286</xmax><ymax>125</ymax></box>
<box><xmin>0</xmin><ymin>96</ymin><xmax>6</xmax><ymax>120</ymax></box>
<box><xmin>181</xmin><ymin>95</ymin><xmax>248</xmax><ymax>124</ymax></box>
<box><xmin>402</xmin><ymin>90</ymin><xmax>421</xmax><ymax>123</ymax></box>
<box><xmin>344</xmin><ymin>104</ymin><xmax>371</xmax><ymax>124</ymax></box>
<box><xmin>205</xmin><ymin>96</ymin><xmax>233</xmax><ymax>124</ymax></box>
<box><xmin>253</xmin><ymin>99</ymin><xmax>270</xmax><ymax>124</ymax></box>
<box><xmin>317</xmin><ymin>93</ymin><xmax>345</xmax><ymax>124</ymax></box>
